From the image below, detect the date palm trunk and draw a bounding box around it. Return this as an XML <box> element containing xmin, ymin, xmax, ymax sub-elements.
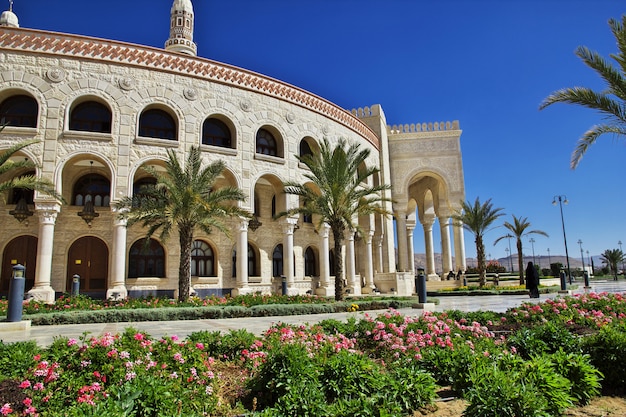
<box><xmin>178</xmin><ymin>224</ymin><xmax>193</xmax><ymax>301</ymax></box>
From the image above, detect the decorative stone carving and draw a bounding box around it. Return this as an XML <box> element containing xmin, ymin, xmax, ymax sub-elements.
<box><xmin>118</xmin><ymin>76</ymin><xmax>134</xmax><ymax>91</ymax></box>
<box><xmin>239</xmin><ymin>99</ymin><xmax>252</xmax><ymax>112</ymax></box>
<box><xmin>183</xmin><ymin>87</ymin><xmax>198</xmax><ymax>100</ymax></box>
<box><xmin>46</xmin><ymin>67</ymin><xmax>66</xmax><ymax>83</ymax></box>
<box><xmin>285</xmin><ymin>112</ymin><xmax>296</xmax><ymax>124</ymax></box>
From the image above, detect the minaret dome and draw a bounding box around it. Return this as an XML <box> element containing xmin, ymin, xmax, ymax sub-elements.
<box><xmin>165</xmin><ymin>0</ymin><xmax>197</xmax><ymax>56</ymax></box>
<box><xmin>0</xmin><ymin>0</ymin><xmax>19</xmax><ymax>28</ymax></box>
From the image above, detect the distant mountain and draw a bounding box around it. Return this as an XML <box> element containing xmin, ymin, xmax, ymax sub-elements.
<box><xmin>412</xmin><ymin>253</ymin><xmax>603</xmax><ymax>273</ymax></box>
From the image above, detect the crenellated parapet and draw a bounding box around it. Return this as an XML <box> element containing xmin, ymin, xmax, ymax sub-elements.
<box><xmin>351</xmin><ymin>106</ymin><xmax>382</xmax><ymax>118</ymax></box>
<box><xmin>387</xmin><ymin>121</ymin><xmax>460</xmax><ymax>134</ymax></box>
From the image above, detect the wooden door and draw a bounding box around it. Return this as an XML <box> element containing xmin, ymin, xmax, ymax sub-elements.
<box><xmin>1</xmin><ymin>235</ymin><xmax>37</xmax><ymax>294</ymax></box>
<box><xmin>67</xmin><ymin>237</ymin><xmax>108</xmax><ymax>292</ymax></box>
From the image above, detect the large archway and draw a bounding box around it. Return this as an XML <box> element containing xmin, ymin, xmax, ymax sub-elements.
<box><xmin>66</xmin><ymin>236</ymin><xmax>108</xmax><ymax>296</ymax></box>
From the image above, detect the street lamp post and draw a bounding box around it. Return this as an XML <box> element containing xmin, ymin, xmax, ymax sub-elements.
<box><xmin>577</xmin><ymin>240</ymin><xmax>585</xmax><ymax>273</ymax></box>
<box><xmin>547</xmin><ymin>248</ymin><xmax>551</xmax><ymax>267</ymax></box>
<box><xmin>586</xmin><ymin>250</ymin><xmax>591</xmax><ymax>273</ymax></box>
<box><xmin>529</xmin><ymin>238</ymin><xmax>536</xmax><ymax>266</ymax></box>
<box><xmin>553</xmin><ymin>195</ymin><xmax>572</xmax><ymax>284</ymax></box>
<box><xmin>617</xmin><ymin>240</ymin><xmax>626</xmax><ymax>276</ymax></box>
<box><xmin>505</xmin><ymin>247</ymin><xmax>510</xmax><ymax>272</ymax></box>
<box><xmin>506</xmin><ymin>234</ymin><xmax>514</xmax><ymax>272</ymax></box>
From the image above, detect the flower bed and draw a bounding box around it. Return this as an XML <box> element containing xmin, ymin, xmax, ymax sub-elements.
<box><xmin>0</xmin><ymin>292</ymin><xmax>625</xmax><ymax>416</ymax></box>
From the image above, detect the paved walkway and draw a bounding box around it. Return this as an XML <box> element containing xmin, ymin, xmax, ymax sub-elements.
<box><xmin>2</xmin><ymin>280</ymin><xmax>625</xmax><ymax>347</ymax></box>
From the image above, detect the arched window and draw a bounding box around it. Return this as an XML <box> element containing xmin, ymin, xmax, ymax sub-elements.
<box><xmin>304</xmin><ymin>247</ymin><xmax>317</xmax><ymax>277</ymax></box>
<box><xmin>256</xmin><ymin>128</ymin><xmax>277</xmax><ymax>156</ymax></box>
<box><xmin>191</xmin><ymin>240</ymin><xmax>215</xmax><ymax>277</ymax></box>
<box><xmin>69</xmin><ymin>101</ymin><xmax>112</xmax><ymax>133</ymax></box>
<box><xmin>139</xmin><ymin>109</ymin><xmax>177</xmax><ymax>140</ymax></box>
<box><xmin>273</xmin><ymin>244</ymin><xmax>284</xmax><ymax>277</ymax></box>
<box><xmin>128</xmin><ymin>238</ymin><xmax>165</xmax><ymax>278</ymax></box>
<box><xmin>72</xmin><ymin>174</ymin><xmax>110</xmax><ymax>207</ymax></box>
<box><xmin>299</xmin><ymin>140</ymin><xmax>313</xmax><ymax>158</ymax></box>
<box><xmin>232</xmin><ymin>244</ymin><xmax>257</xmax><ymax>277</ymax></box>
<box><xmin>132</xmin><ymin>177</ymin><xmax>157</xmax><ymax>196</ymax></box>
<box><xmin>202</xmin><ymin>118</ymin><xmax>232</xmax><ymax>148</ymax></box>
<box><xmin>0</xmin><ymin>95</ymin><xmax>38</xmax><ymax>128</ymax></box>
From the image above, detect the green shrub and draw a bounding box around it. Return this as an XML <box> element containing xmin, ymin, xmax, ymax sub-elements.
<box><xmin>581</xmin><ymin>322</ymin><xmax>626</xmax><ymax>395</ymax></box>
<box><xmin>318</xmin><ymin>349</ymin><xmax>385</xmax><ymax>402</ymax></box>
<box><xmin>506</xmin><ymin>321</ymin><xmax>581</xmax><ymax>359</ymax></box>
<box><xmin>464</xmin><ymin>361</ymin><xmax>551</xmax><ymax>417</ymax></box>
<box><xmin>386</xmin><ymin>360</ymin><xmax>437</xmax><ymax>414</ymax></box>
<box><xmin>464</xmin><ymin>353</ymin><xmax>574</xmax><ymax>417</ymax></box>
<box><xmin>187</xmin><ymin>328</ymin><xmax>257</xmax><ymax>360</ymax></box>
<box><xmin>547</xmin><ymin>350</ymin><xmax>602</xmax><ymax>405</ymax></box>
<box><xmin>0</xmin><ymin>340</ymin><xmax>38</xmax><ymax>381</ymax></box>
<box><xmin>246</xmin><ymin>342</ymin><xmax>325</xmax><ymax>413</ymax></box>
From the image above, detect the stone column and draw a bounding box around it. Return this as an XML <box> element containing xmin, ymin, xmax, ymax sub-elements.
<box><xmin>362</xmin><ymin>230</ymin><xmax>375</xmax><ymax>292</ymax></box>
<box><xmin>106</xmin><ymin>215</ymin><xmax>128</xmax><ymax>300</ymax></box>
<box><xmin>406</xmin><ymin>221</ymin><xmax>416</xmax><ymax>275</ymax></box>
<box><xmin>453</xmin><ymin>222</ymin><xmax>467</xmax><ymax>272</ymax></box>
<box><xmin>422</xmin><ymin>215</ymin><xmax>438</xmax><ymax>278</ymax></box>
<box><xmin>439</xmin><ymin>216</ymin><xmax>453</xmax><ymax>275</ymax></box>
<box><xmin>395</xmin><ymin>210</ymin><xmax>408</xmax><ymax>271</ymax></box>
<box><xmin>27</xmin><ymin>202</ymin><xmax>60</xmax><ymax>303</ymax></box>
<box><xmin>282</xmin><ymin>217</ymin><xmax>298</xmax><ymax>293</ymax></box>
<box><xmin>345</xmin><ymin>230</ymin><xmax>357</xmax><ymax>294</ymax></box>
<box><xmin>374</xmin><ymin>234</ymin><xmax>384</xmax><ymax>274</ymax></box>
<box><xmin>316</xmin><ymin>223</ymin><xmax>332</xmax><ymax>295</ymax></box>
<box><xmin>233</xmin><ymin>217</ymin><xmax>250</xmax><ymax>295</ymax></box>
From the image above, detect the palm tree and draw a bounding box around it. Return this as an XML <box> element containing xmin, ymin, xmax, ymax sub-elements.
<box><xmin>453</xmin><ymin>198</ymin><xmax>504</xmax><ymax>287</ymax></box>
<box><xmin>494</xmin><ymin>215</ymin><xmax>548</xmax><ymax>285</ymax></box>
<box><xmin>115</xmin><ymin>146</ymin><xmax>249</xmax><ymax>301</ymax></box>
<box><xmin>0</xmin><ymin>139</ymin><xmax>61</xmax><ymax>204</ymax></box>
<box><xmin>280</xmin><ymin>138</ymin><xmax>391</xmax><ymax>301</ymax></box>
<box><xmin>539</xmin><ymin>15</ymin><xmax>626</xmax><ymax>169</ymax></box>
<box><xmin>600</xmin><ymin>248</ymin><xmax>624</xmax><ymax>281</ymax></box>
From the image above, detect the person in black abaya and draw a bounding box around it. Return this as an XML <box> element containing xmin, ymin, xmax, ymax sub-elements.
<box><xmin>525</xmin><ymin>261</ymin><xmax>540</xmax><ymax>298</ymax></box>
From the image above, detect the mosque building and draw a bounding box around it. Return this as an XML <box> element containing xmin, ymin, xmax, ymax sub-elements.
<box><xmin>0</xmin><ymin>0</ymin><xmax>466</xmax><ymax>301</ymax></box>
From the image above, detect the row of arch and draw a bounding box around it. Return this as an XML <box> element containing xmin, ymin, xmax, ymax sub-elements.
<box><xmin>0</xmin><ymin>235</ymin><xmax>323</xmax><ymax>294</ymax></box>
<box><xmin>0</xmin><ymin>93</ymin><xmax>320</xmax><ymax>159</ymax></box>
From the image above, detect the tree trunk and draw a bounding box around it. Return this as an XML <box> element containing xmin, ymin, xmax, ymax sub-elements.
<box><xmin>332</xmin><ymin>224</ymin><xmax>345</xmax><ymax>301</ymax></box>
<box><xmin>476</xmin><ymin>235</ymin><xmax>486</xmax><ymax>287</ymax></box>
<box><xmin>178</xmin><ymin>225</ymin><xmax>193</xmax><ymax>302</ymax></box>
<box><xmin>517</xmin><ymin>238</ymin><xmax>525</xmax><ymax>285</ymax></box>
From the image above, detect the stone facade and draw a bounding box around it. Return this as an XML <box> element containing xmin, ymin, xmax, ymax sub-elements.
<box><xmin>0</xmin><ymin>1</ymin><xmax>465</xmax><ymax>301</ymax></box>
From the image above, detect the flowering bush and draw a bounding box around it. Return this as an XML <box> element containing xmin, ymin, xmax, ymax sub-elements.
<box><xmin>0</xmin><ymin>291</ymin><xmax>625</xmax><ymax>415</ymax></box>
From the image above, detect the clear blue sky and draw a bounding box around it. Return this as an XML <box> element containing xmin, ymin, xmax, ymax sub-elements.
<box><xmin>13</xmin><ymin>0</ymin><xmax>626</xmax><ymax>262</ymax></box>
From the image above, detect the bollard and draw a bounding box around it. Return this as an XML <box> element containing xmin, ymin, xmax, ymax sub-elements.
<box><xmin>559</xmin><ymin>270</ymin><xmax>567</xmax><ymax>291</ymax></box>
<box><xmin>583</xmin><ymin>271</ymin><xmax>590</xmax><ymax>288</ymax></box>
<box><xmin>281</xmin><ymin>276</ymin><xmax>287</xmax><ymax>295</ymax></box>
<box><xmin>7</xmin><ymin>264</ymin><xmax>26</xmax><ymax>322</ymax></box>
<box><xmin>415</xmin><ymin>267</ymin><xmax>427</xmax><ymax>304</ymax></box>
<box><xmin>72</xmin><ymin>274</ymin><xmax>80</xmax><ymax>296</ymax></box>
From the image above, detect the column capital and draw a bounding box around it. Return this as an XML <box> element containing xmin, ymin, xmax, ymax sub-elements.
<box><xmin>281</xmin><ymin>216</ymin><xmax>299</xmax><ymax>234</ymax></box>
<box><xmin>238</xmin><ymin>217</ymin><xmax>249</xmax><ymax>232</ymax></box>
<box><xmin>35</xmin><ymin>202</ymin><xmax>61</xmax><ymax>224</ymax></box>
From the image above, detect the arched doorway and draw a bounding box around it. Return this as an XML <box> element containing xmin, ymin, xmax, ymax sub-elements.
<box><xmin>1</xmin><ymin>235</ymin><xmax>37</xmax><ymax>295</ymax></box>
<box><xmin>67</xmin><ymin>236</ymin><xmax>108</xmax><ymax>296</ymax></box>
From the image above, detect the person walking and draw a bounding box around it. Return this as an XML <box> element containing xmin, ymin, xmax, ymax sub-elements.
<box><xmin>525</xmin><ymin>261</ymin><xmax>540</xmax><ymax>298</ymax></box>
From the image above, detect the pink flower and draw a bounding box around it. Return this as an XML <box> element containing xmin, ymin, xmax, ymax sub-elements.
<box><xmin>1</xmin><ymin>403</ymin><xmax>13</xmax><ymax>416</ymax></box>
<box><xmin>195</xmin><ymin>343</ymin><xmax>204</xmax><ymax>350</ymax></box>
<box><xmin>19</xmin><ymin>380</ymin><xmax>31</xmax><ymax>389</ymax></box>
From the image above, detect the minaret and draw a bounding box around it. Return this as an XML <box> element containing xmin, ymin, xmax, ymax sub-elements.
<box><xmin>0</xmin><ymin>0</ymin><xmax>19</xmax><ymax>28</ymax></box>
<box><xmin>164</xmin><ymin>0</ymin><xmax>197</xmax><ymax>56</ymax></box>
